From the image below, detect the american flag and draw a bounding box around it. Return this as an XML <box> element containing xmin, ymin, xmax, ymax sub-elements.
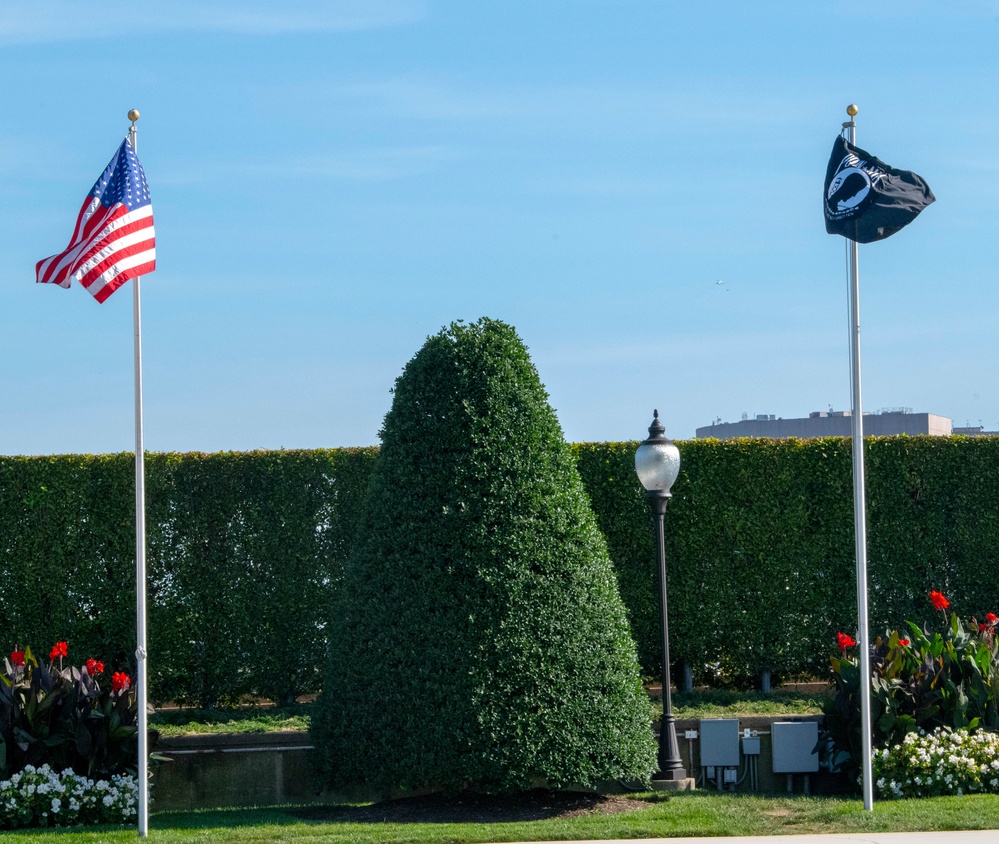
<box><xmin>36</xmin><ymin>137</ymin><xmax>156</xmax><ymax>303</ymax></box>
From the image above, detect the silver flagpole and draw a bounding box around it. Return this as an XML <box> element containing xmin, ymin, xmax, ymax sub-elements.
<box><xmin>127</xmin><ymin>107</ymin><xmax>150</xmax><ymax>838</ymax></box>
<box><xmin>843</xmin><ymin>103</ymin><xmax>874</xmax><ymax>812</ymax></box>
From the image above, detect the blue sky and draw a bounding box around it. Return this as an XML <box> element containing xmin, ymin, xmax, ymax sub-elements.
<box><xmin>2</xmin><ymin>1</ymin><xmax>997</xmax><ymax>456</ymax></box>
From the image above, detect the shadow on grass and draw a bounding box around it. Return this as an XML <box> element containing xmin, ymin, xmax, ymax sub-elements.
<box><xmin>142</xmin><ymin>792</ymin><xmax>999</xmax><ymax>840</ymax></box>
<box><xmin>153</xmin><ymin>789</ymin><xmax>666</xmax><ymax>828</ymax></box>
<box><xmin>152</xmin><ymin>805</ymin><xmax>307</xmax><ymax>830</ymax></box>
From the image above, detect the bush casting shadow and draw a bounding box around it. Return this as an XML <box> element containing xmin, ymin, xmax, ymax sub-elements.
<box><xmin>311</xmin><ymin>317</ymin><xmax>656</xmax><ymax>794</ymax></box>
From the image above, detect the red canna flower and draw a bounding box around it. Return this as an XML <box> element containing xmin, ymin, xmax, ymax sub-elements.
<box><xmin>981</xmin><ymin>624</ymin><xmax>988</xmax><ymax>632</ymax></box>
<box><xmin>85</xmin><ymin>658</ymin><xmax>105</xmax><ymax>675</ymax></box>
<box><xmin>10</xmin><ymin>650</ymin><xmax>25</xmax><ymax>667</ymax></box>
<box><xmin>111</xmin><ymin>671</ymin><xmax>131</xmax><ymax>693</ymax></box>
<box><xmin>898</xmin><ymin>639</ymin><xmax>910</xmax><ymax>647</ymax></box>
<box><xmin>49</xmin><ymin>641</ymin><xmax>68</xmax><ymax>661</ymax></box>
<box><xmin>986</xmin><ymin>613</ymin><xmax>998</xmax><ymax>626</ymax></box>
<box><xmin>836</xmin><ymin>632</ymin><xmax>857</xmax><ymax>650</ymax></box>
<box><xmin>929</xmin><ymin>591</ymin><xmax>950</xmax><ymax>611</ymax></box>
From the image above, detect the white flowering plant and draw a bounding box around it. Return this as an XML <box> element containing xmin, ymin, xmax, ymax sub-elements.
<box><xmin>872</xmin><ymin>727</ymin><xmax>999</xmax><ymax>799</ymax></box>
<box><xmin>0</xmin><ymin>763</ymin><xmax>139</xmax><ymax>828</ymax></box>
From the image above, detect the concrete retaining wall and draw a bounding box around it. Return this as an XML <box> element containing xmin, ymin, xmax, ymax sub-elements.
<box><xmin>153</xmin><ymin>715</ymin><xmax>845</xmax><ymax>812</ymax></box>
<box><xmin>154</xmin><ymin>731</ymin><xmax>319</xmax><ymax>812</ymax></box>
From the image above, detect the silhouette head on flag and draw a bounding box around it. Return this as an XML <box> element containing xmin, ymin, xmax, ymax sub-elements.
<box><xmin>824</xmin><ymin>135</ymin><xmax>934</xmax><ymax>244</ymax></box>
<box><xmin>36</xmin><ymin>138</ymin><xmax>156</xmax><ymax>303</ymax></box>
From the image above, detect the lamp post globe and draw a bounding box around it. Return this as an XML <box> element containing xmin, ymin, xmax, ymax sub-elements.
<box><xmin>635</xmin><ymin>409</ymin><xmax>686</xmax><ymax>781</ymax></box>
<box><xmin>635</xmin><ymin>410</ymin><xmax>680</xmax><ymax>498</ymax></box>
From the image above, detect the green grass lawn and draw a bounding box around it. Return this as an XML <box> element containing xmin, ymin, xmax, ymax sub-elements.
<box><xmin>109</xmin><ymin>687</ymin><xmax>848</xmax><ymax>844</ymax></box>
<box><xmin>150</xmin><ymin>690</ymin><xmax>832</xmax><ymax>738</ymax></box>
<box><xmin>670</xmin><ymin>688</ymin><xmax>831</xmax><ymax>719</ymax></box>
<box><xmin>151</xmin><ymin>704</ymin><xmax>312</xmax><ymax>737</ymax></box>
<box><xmin>3</xmin><ymin>791</ymin><xmax>999</xmax><ymax>843</ymax></box>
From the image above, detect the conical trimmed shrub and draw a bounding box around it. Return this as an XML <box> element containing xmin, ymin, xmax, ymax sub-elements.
<box><xmin>311</xmin><ymin>317</ymin><xmax>656</xmax><ymax>793</ymax></box>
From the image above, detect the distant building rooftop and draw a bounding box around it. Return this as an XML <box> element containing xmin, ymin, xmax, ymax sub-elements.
<box><xmin>952</xmin><ymin>425</ymin><xmax>999</xmax><ymax>437</ymax></box>
<box><xmin>695</xmin><ymin>408</ymin><xmax>957</xmax><ymax>440</ymax></box>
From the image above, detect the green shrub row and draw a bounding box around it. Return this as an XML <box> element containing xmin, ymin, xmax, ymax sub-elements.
<box><xmin>2</xmin><ymin>436</ymin><xmax>998</xmax><ymax>702</ymax></box>
<box><xmin>0</xmin><ymin>449</ymin><xmax>377</xmax><ymax>707</ymax></box>
<box><xmin>579</xmin><ymin>436</ymin><xmax>999</xmax><ymax>683</ymax></box>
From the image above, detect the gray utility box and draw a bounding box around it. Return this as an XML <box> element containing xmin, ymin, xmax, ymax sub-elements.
<box><xmin>699</xmin><ymin>719</ymin><xmax>740</xmax><ymax>767</ymax></box>
<box><xmin>771</xmin><ymin>721</ymin><xmax>819</xmax><ymax>773</ymax></box>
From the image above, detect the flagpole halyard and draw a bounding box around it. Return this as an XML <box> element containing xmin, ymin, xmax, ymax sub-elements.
<box><xmin>842</xmin><ymin>102</ymin><xmax>875</xmax><ymax>813</ymax></box>
<box><xmin>129</xmin><ymin>107</ymin><xmax>150</xmax><ymax>839</ymax></box>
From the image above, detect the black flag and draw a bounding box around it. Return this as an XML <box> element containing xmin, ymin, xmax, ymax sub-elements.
<box><xmin>824</xmin><ymin>135</ymin><xmax>934</xmax><ymax>243</ymax></box>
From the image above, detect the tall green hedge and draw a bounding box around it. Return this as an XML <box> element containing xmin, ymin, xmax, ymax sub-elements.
<box><xmin>0</xmin><ymin>454</ymin><xmax>138</xmax><ymax>672</ymax></box>
<box><xmin>3</xmin><ymin>436</ymin><xmax>999</xmax><ymax>700</ymax></box>
<box><xmin>575</xmin><ymin>437</ymin><xmax>858</xmax><ymax>682</ymax></box>
<box><xmin>0</xmin><ymin>449</ymin><xmax>377</xmax><ymax>707</ymax></box>
<box><xmin>311</xmin><ymin>319</ymin><xmax>656</xmax><ymax>792</ymax></box>
<box><xmin>576</xmin><ymin>435</ymin><xmax>999</xmax><ymax>684</ymax></box>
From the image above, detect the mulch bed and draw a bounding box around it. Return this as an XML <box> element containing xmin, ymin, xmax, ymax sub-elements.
<box><xmin>292</xmin><ymin>788</ymin><xmax>659</xmax><ymax>824</ymax></box>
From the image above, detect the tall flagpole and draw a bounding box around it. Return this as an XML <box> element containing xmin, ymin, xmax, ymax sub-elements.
<box><xmin>128</xmin><ymin>107</ymin><xmax>150</xmax><ymax>838</ymax></box>
<box><xmin>843</xmin><ymin>102</ymin><xmax>874</xmax><ymax>812</ymax></box>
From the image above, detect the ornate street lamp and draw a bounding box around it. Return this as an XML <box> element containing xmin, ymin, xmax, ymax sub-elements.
<box><xmin>635</xmin><ymin>409</ymin><xmax>686</xmax><ymax>781</ymax></box>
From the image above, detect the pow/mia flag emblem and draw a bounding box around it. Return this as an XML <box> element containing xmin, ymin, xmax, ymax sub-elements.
<box><xmin>824</xmin><ymin>135</ymin><xmax>934</xmax><ymax>243</ymax></box>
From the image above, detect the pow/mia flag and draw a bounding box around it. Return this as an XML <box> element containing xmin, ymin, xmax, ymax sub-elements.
<box><xmin>824</xmin><ymin>135</ymin><xmax>934</xmax><ymax>243</ymax></box>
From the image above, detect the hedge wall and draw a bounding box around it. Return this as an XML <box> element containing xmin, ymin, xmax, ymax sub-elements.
<box><xmin>2</xmin><ymin>436</ymin><xmax>998</xmax><ymax>701</ymax></box>
<box><xmin>0</xmin><ymin>449</ymin><xmax>377</xmax><ymax>707</ymax></box>
<box><xmin>577</xmin><ymin>435</ymin><xmax>999</xmax><ymax>684</ymax></box>
<box><xmin>577</xmin><ymin>437</ymin><xmax>857</xmax><ymax>682</ymax></box>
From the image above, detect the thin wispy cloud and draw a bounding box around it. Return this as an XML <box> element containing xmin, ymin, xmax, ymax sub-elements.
<box><xmin>154</xmin><ymin>145</ymin><xmax>463</xmax><ymax>186</ymax></box>
<box><xmin>834</xmin><ymin>0</ymin><xmax>999</xmax><ymax>17</ymax></box>
<box><xmin>297</xmin><ymin>75</ymin><xmax>808</xmax><ymax>136</ymax></box>
<box><xmin>538</xmin><ymin>326</ymin><xmax>843</xmax><ymax>369</ymax></box>
<box><xmin>336</xmin><ymin>78</ymin><xmax>680</xmax><ymax>122</ymax></box>
<box><xmin>528</xmin><ymin>176</ymin><xmax>662</xmax><ymax>199</ymax></box>
<box><xmin>242</xmin><ymin>145</ymin><xmax>464</xmax><ymax>182</ymax></box>
<box><xmin>0</xmin><ymin>0</ymin><xmax>424</xmax><ymax>44</ymax></box>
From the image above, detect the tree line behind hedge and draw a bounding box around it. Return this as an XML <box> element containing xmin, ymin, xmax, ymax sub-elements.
<box><xmin>2</xmin><ymin>436</ymin><xmax>998</xmax><ymax>706</ymax></box>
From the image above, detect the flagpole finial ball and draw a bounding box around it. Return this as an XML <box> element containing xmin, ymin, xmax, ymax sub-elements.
<box><xmin>127</xmin><ymin>109</ymin><xmax>141</xmax><ymax>122</ymax></box>
<box><xmin>846</xmin><ymin>104</ymin><xmax>859</xmax><ymax>117</ymax></box>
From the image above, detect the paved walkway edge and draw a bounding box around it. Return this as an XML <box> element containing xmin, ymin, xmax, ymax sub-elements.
<box><xmin>507</xmin><ymin>830</ymin><xmax>999</xmax><ymax>844</ymax></box>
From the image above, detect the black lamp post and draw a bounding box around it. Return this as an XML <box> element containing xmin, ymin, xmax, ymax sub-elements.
<box><xmin>635</xmin><ymin>409</ymin><xmax>686</xmax><ymax>781</ymax></box>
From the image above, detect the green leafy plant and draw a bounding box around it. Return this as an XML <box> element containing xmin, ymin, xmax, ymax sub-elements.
<box><xmin>872</xmin><ymin>727</ymin><xmax>999</xmax><ymax>799</ymax></box>
<box><xmin>826</xmin><ymin>590</ymin><xmax>999</xmax><ymax>772</ymax></box>
<box><xmin>311</xmin><ymin>318</ymin><xmax>656</xmax><ymax>794</ymax></box>
<box><xmin>0</xmin><ymin>643</ymin><xmax>149</xmax><ymax>780</ymax></box>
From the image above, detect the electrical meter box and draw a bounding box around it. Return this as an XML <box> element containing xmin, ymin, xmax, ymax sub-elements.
<box><xmin>699</xmin><ymin>718</ymin><xmax>740</xmax><ymax>767</ymax></box>
<box><xmin>772</xmin><ymin>721</ymin><xmax>819</xmax><ymax>773</ymax></box>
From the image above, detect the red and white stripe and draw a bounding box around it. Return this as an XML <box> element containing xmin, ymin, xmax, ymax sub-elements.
<box><xmin>36</xmin><ymin>197</ymin><xmax>156</xmax><ymax>304</ymax></box>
